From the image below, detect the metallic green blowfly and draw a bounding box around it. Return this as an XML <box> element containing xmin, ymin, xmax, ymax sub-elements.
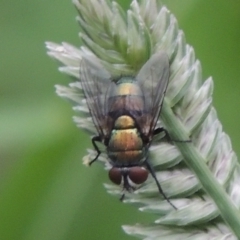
<box><xmin>80</xmin><ymin>52</ymin><xmax>175</xmax><ymax>208</ymax></box>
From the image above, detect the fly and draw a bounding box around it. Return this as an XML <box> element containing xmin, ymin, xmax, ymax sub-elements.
<box><xmin>80</xmin><ymin>52</ymin><xmax>176</xmax><ymax>208</ymax></box>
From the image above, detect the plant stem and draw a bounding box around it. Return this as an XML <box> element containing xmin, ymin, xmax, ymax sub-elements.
<box><xmin>161</xmin><ymin>100</ymin><xmax>240</xmax><ymax>238</ymax></box>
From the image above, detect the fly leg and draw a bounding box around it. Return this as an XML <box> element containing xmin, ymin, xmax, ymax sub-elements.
<box><xmin>145</xmin><ymin>159</ymin><xmax>177</xmax><ymax>210</ymax></box>
<box><xmin>154</xmin><ymin>127</ymin><xmax>191</xmax><ymax>143</ymax></box>
<box><xmin>89</xmin><ymin>136</ymin><xmax>102</xmax><ymax>166</ymax></box>
<box><xmin>120</xmin><ymin>193</ymin><xmax>125</xmax><ymax>202</ymax></box>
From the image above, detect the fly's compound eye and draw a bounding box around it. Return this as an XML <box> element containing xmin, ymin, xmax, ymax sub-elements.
<box><xmin>109</xmin><ymin>167</ymin><xmax>122</xmax><ymax>185</ymax></box>
<box><xmin>128</xmin><ymin>167</ymin><xmax>148</xmax><ymax>185</ymax></box>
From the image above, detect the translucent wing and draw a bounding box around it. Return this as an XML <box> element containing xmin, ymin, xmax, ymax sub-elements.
<box><xmin>80</xmin><ymin>54</ymin><xmax>116</xmax><ymax>138</ymax></box>
<box><xmin>136</xmin><ymin>52</ymin><xmax>170</xmax><ymax>137</ymax></box>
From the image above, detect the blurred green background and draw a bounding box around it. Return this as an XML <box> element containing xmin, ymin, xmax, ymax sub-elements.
<box><xmin>1</xmin><ymin>0</ymin><xmax>240</xmax><ymax>239</ymax></box>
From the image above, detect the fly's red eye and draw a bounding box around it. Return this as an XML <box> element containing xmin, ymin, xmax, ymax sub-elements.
<box><xmin>109</xmin><ymin>167</ymin><xmax>122</xmax><ymax>185</ymax></box>
<box><xmin>129</xmin><ymin>167</ymin><xmax>148</xmax><ymax>184</ymax></box>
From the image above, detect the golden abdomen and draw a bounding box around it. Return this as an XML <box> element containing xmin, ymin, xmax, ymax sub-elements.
<box><xmin>108</xmin><ymin>116</ymin><xmax>145</xmax><ymax>164</ymax></box>
<box><xmin>108</xmin><ymin>129</ymin><xmax>142</xmax><ymax>151</ymax></box>
<box><xmin>108</xmin><ymin>150</ymin><xmax>143</xmax><ymax>164</ymax></box>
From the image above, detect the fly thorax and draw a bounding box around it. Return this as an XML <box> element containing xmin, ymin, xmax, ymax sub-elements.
<box><xmin>116</xmin><ymin>78</ymin><xmax>142</xmax><ymax>96</ymax></box>
<box><xmin>108</xmin><ymin>79</ymin><xmax>145</xmax><ymax>117</ymax></box>
<box><xmin>107</xmin><ymin>115</ymin><xmax>145</xmax><ymax>164</ymax></box>
<box><xmin>114</xmin><ymin>115</ymin><xmax>135</xmax><ymax>129</ymax></box>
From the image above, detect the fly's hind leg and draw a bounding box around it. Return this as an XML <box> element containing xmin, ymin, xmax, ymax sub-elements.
<box><xmin>145</xmin><ymin>159</ymin><xmax>177</xmax><ymax>210</ymax></box>
<box><xmin>89</xmin><ymin>136</ymin><xmax>102</xmax><ymax>166</ymax></box>
<box><xmin>154</xmin><ymin>127</ymin><xmax>191</xmax><ymax>143</ymax></box>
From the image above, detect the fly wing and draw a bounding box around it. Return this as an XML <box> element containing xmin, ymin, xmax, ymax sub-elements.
<box><xmin>80</xmin><ymin>54</ymin><xmax>115</xmax><ymax>138</ymax></box>
<box><xmin>136</xmin><ymin>52</ymin><xmax>170</xmax><ymax>137</ymax></box>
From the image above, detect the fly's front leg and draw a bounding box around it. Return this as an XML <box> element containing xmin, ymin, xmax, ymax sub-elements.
<box><xmin>154</xmin><ymin>127</ymin><xmax>191</xmax><ymax>143</ymax></box>
<box><xmin>145</xmin><ymin>158</ymin><xmax>177</xmax><ymax>210</ymax></box>
<box><xmin>89</xmin><ymin>136</ymin><xmax>102</xmax><ymax>166</ymax></box>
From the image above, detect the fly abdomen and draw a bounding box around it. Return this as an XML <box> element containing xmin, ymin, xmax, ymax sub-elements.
<box><xmin>108</xmin><ymin>128</ymin><xmax>142</xmax><ymax>150</ymax></box>
<box><xmin>108</xmin><ymin>150</ymin><xmax>143</xmax><ymax>164</ymax></box>
<box><xmin>108</xmin><ymin>115</ymin><xmax>145</xmax><ymax>164</ymax></box>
